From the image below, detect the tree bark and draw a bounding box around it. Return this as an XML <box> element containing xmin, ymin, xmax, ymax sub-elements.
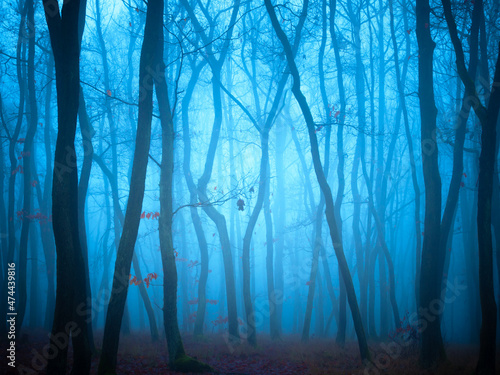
<box><xmin>77</xmin><ymin>85</ymin><xmax>96</xmax><ymax>353</ymax></box>
<box><xmin>416</xmin><ymin>0</ymin><xmax>445</xmax><ymax>367</ymax></box>
<box><xmin>43</xmin><ymin>0</ymin><xmax>92</xmax><ymax>373</ymax></box>
<box><xmin>92</xmin><ymin>153</ymin><xmax>159</xmax><ymax>342</ymax></box>
<box><xmin>265</xmin><ymin>0</ymin><xmax>370</xmax><ymax>361</ymax></box>
<box><xmin>17</xmin><ymin>0</ymin><xmax>38</xmax><ymax>331</ymax></box>
<box><xmin>97</xmin><ymin>0</ymin><xmax>160</xmax><ymax>372</ymax></box>
<box><xmin>475</xmin><ymin>42</ymin><xmax>500</xmax><ymax>375</ymax></box>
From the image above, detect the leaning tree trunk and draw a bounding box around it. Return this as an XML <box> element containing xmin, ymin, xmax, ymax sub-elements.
<box><xmin>92</xmin><ymin>153</ymin><xmax>159</xmax><ymax>342</ymax></box>
<box><xmin>97</xmin><ymin>0</ymin><xmax>160</xmax><ymax>372</ymax></box>
<box><xmin>43</xmin><ymin>0</ymin><xmax>92</xmax><ymax>373</ymax></box>
<box><xmin>265</xmin><ymin>0</ymin><xmax>370</xmax><ymax>362</ymax></box>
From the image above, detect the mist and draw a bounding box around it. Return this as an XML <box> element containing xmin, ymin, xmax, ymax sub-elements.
<box><xmin>1</xmin><ymin>0</ymin><xmax>499</xmax><ymax>374</ymax></box>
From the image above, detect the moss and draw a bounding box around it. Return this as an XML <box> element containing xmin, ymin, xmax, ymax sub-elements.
<box><xmin>173</xmin><ymin>355</ymin><xmax>214</xmax><ymax>373</ymax></box>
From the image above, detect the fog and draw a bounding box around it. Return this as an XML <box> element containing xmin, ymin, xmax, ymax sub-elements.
<box><xmin>1</xmin><ymin>0</ymin><xmax>499</xmax><ymax>373</ymax></box>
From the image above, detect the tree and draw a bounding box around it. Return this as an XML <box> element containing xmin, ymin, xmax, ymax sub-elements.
<box><xmin>42</xmin><ymin>0</ymin><xmax>92</xmax><ymax>372</ymax></box>
<box><xmin>97</xmin><ymin>0</ymin><xmax>161</xmax><ymax>371</ymax></box>
<box><xmin>265</xmin><ymin>0</ymin><xmax>370</xmax><ymax>362</ymax></box>
<box><xmin>441</xmin><ymin>0</ymin><xmax>500</xmax><ymax>372</ymax></box>
<box><xmin>180</xmin><ymin>0</ymin><xmax>241</xmax><ymax>339</ymax></box>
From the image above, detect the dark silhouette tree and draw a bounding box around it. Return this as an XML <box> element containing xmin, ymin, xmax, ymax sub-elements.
<box><xmin>97</xmin><ymin>0</ymin><xmax>161</xmax><ymax>372</ymax></box>
<box><xmin>441</xmin><ymin>0</ymin><xmax>500</xmax><ymax>372</ymax></box>
<box><xmin>42</xmin><ymin>0</ymin><xmax>92</xmax><ymax>372</ymax></box>
<box><xmin>265</xmin><ymin>0</ymin><xmax>370</xmax><ymax>362</ymax></box>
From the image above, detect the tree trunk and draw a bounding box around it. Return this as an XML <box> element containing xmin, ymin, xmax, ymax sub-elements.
<box><xmin>154</xmin><ymin>11</ymin><xmax>212</xmax><ymax>372</ymax></box>
<box><xmin>77</xmin><ymin>85</ymin><xmax>96</xmax><ymax>353</ymax></box>
<box><xmin>181</xmin><ymin>0</ymin><xmax>241</xmax><ymax>339</ymax></box>
<box><xmin>92</xmin><ymin>153</ymin><xmax>159</xmax><ymax>342</ymax></box>
<box><xmin>265</xmin><ymin>0</ymin><xmax>370</xmax><ymax>361</ymax></box>
<box><xmin>329</xmin><ymin>0</ymin><xmax>347</xmax><ymax>341</ymax></box>
<box><xmin>389</xmin><ymin>0</ymin><xmax>421</xmax><ymax>310</ymax></box>
<box><xmin>475</xmin><ymin>43</ymin><xmax>500</xmax><ymax>375</ymax></box>
<box><xmin>416</xmin><ymin>0</ymin><xmax>445</xmax><ymax>367</ymax></box>
<box><xmin>440</xmin><ymin>0</ymin><xmax>499</xmax><ymax>371</ymax></box>
<box><xmin>97</xmin><ymin>0</ymin><xmax>160</xmax><ymax>371</ymax></box>
<box><xmin>263</xmin><ymin>162</ymin><xmax>279</xmax><ymax>340</ymax></box>
<box><xmin>43</xmin><ymin>0</ymin><xmax>92</xmax><ymax>373</ymax></box>
<box><xmin>41</xmin><ymin>53</ymin><xmax>56</xmax><ymax>331</ymax></box>
<box><xmin>4</xmin><ymin>2</ymin><xmax>27</xmax><ymax>340</ymax></box>
<box><xmin>18</xmin><ymin>0</ymin><xmax>38</xmax><ymax>331</ymax></box>
<box><xmin>180</xmin><ymin>59</ymin><xmax>210</xmax><ymax>336</ymax></box>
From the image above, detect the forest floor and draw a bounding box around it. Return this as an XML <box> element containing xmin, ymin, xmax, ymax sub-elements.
<box><xmin>1</xmin><ymin>330</ymin><xmax>499</xmax><ymax>374</ymax></box>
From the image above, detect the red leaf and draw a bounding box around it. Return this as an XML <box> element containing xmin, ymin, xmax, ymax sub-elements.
<box><xmin>106</xmin><ymin>89</ymin><xmax>112</xmax><ymax>97</ymax></box>
<box><xmin>140</xmin><ymin>212</ymin><xmax>145</xmax><ymax>219</ymax></box>
<box><xmin>146</xmin><ymin>212</ymin><xmax>151</xmax><ymax>219</ymax></box>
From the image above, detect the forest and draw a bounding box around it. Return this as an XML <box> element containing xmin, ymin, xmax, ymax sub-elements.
<box><xmin>0</xmin><ymin>0</ymin><xmax>499</xmax><ymax>373</ymax></box>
